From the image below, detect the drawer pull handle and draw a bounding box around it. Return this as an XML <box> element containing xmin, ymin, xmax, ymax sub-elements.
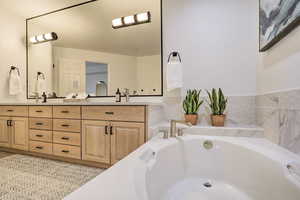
<box><xmin>110</xmin><ymin>126</ymin><xmax>113</xmax><ymax>135</ymax></box>
<box><xmin>6</xmin><ymin>110</ymin><xmax>14</xmax><ymax>112</ymax></box>
<box><xmin>36</xmin><ymin>123</ymin><xmax>44</xmax><ymax>126</ymax></box>
<box><xmin>61</xmin><ymin>111</ymin><xmax>70</xmax><ymax>113</ymax></box>
<box><xmin>105</xmin><ymin>126</ymin><xmax>108</xmax><ymax>135</ymax></box>
<box><xmin>61</xmin><ymin>137</ymin><xmax>70</xmax><ymax>140</ymax></box>
<box><xmin>36</xmin><ymin>146</ymin><xmax>43</xmax><ymax>150</ymax></box>
<box><xmin>62</xmin><ymin>150</ymin><xmax>69</xmax><ymax>153</ymax></box>
<box><xmin>61</xmin><ymin>124</ymin><xmax>70</xmax><ymax>127</ymax></box>
<box><xmin>36</xmin><ymin>134</ymin><xmax>43</xmax><ymax>137</ymax></box>
<box><xmin>105</xmin><ymin>112</ymin><xmax>114</xmax><ymax>115</ymax></box>
<box><xmin>36</xmin><ymin>110</ymin><xmax>43</xmax><ymax>113</ymax></box>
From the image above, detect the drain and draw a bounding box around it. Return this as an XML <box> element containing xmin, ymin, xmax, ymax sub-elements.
<box><xmin>203</xmin><ymin>182</ymin><xmax>212</xmax><ymax>188</ymax></box>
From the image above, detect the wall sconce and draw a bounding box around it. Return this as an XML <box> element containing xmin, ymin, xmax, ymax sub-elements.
<box><xmin>29</xmin><ymin>32</ymin><xmax>58</xmax><ymax>44</ymax></box>
<box><xmin>112</xmin><ymin>11</ymin><xmax>151</xmax><ymax>29</ymax></box>
<box><xmin>167</xmin><ymin>51</ymin><xmax>182</xmax><ymax>64</ymax></box>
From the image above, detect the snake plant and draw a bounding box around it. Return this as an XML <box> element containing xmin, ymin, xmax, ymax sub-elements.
<box><xmin>183</xmin><ymin>89</ymin><xmax>203</xmax><ymax>115</ymax></box>
<box><xmin>206</xmin><ymin>88</ymin><xmax>228</xmax><ymax>115</ymax></box>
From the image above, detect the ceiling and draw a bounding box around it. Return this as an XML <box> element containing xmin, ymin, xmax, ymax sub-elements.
<box><xmin>0</xmin><ymin>0</ymin><xmax>89</xmax><ymax>18</ymax></box>
<box><xmin>22</xmin><ymin>0</ymin><xmax>161</xmax><ymax>57</ymax></box>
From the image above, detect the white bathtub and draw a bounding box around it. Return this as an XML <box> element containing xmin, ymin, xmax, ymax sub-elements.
<box><xmin>65</xmin><ymin>135</ymin><xmax>300</xmax><ymax>200</ymax></box>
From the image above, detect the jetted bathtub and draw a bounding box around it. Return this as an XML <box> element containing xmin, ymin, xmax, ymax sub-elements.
<box><xmin>65</xmin><ymin>135</ymin><xmax>300</xmax><ymax>200</ymax></box>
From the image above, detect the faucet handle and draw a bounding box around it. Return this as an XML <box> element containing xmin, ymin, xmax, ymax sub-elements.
<box><xmin>178</xmin><ymin>128</ymin><xmax>184</xmax><ymax>136</ymax></box>
<box><xmin>159</xmin><ymin>129</ymin><xmax>169</xmax><ymax>139</ymax></box>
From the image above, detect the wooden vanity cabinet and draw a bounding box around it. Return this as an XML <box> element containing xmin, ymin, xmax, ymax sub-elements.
<box><xmin>82</xmin><ymin>106</ymin><xmax>147</xmax><ymax>165</ymax></box>
<box><xmin>0</xmin><ymin>105</ymin><xmax>147</xmax><ymax>168</ymax></box>
<box><xmin>110</xmin><ymin>122</ymin><xmax>145</xmax><ymax>164</ymax></box>
<box><xmin>10</xmin><ymin>117</ymin><xmax>29</xmax><ymax>151</ymax></box>
<box><xmin>0</xmin><ymin>117</ymin><xmax>11</xmax><ymax>148</ymax></box>
<box><xmin>0</xmin><ymin>106</ymin><xmax>29</xmax><ymax>150</ymax></box>
<box><xmin>82</xmin><ymin>120</ymin><xmax>111</xmax><ymax>164</ymax></box>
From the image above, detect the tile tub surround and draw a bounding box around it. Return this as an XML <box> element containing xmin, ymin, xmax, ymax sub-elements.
<box><xmin>151</xmin><ymin>123</ymin><xmax>264</xmax><ymax>138</ymax></box>
<box><xmin>256</xmin><ymin>89</ymin><xmax>300</xmax><ymax>155</ymax></box>
<box><xmin>161</xmin><ymin>96</ymin><xmax>257</xmax><ymax>127</ymax></box>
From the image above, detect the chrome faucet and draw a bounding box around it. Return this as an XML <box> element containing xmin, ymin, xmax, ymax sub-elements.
<box><xmin>123</xmin><ymin>88</ymin><xmax>130</xmax><ymax>102</ymax></box>
<box><xmin>170</xmin><ymin>120</ymin><xmax>192</xmax><ymax>137</ymax></box>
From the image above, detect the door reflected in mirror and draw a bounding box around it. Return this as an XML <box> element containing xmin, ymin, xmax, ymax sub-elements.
<box><xmin>26</xmin><ymin>0</ymin><xmax>162</xmax><ymax>98</ymax></box>
<box><xmin>86</xmin><ymin>62</ymin><xmax>108</xmax><ymax>96</ymax></box>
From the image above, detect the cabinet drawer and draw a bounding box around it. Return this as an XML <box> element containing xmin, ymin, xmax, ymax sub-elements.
<box><xmin>29</xmin><ymin>141</ymin><xmax>53</xmax><ymax>155</ymax></box>
<box><xmin>29</xmin><ymin>106</ymin><xmax>52</xmax><ymax>118</ymax></box>
<box><xmin>53</xmin><ymin>144</ymin><xmax>81</xmax><ymax>159</ymax></box>
<box><xmin>53</xmin><ymin>119</ymin><xmax>81</xmax><ymax>132</ymax></box>
<box><xmin>0</xmin><ymin>106</ymin><xmax>28</xmax><ymax>117</ymax></box>
<box><xmin>53</xmin><ymin>106</ymin><xmax>81</xmax><ymax>119</ymax></box>
<box><xmin>82</xmin><ymin>106</ymin><xmax>145</xmax><ymax>122</ymax></box>
<box><xmin>29</xmin><ymin>130</ymin><xmax>53</xmax><ymax>142</ymax></box>
<box><xmin>53</xmin><ymin>131</ymin><xmax>81</xmax><ymax>146</ymax></box>
<box><xmin>29</xmin><ymin>118</ymin><xmax>53</xmax><ymax>130</ymax></box>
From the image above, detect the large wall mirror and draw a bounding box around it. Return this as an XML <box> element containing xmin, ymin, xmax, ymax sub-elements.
<box><xmin>26</xmin><ymin>0</ymin><xmax>162</xmax><ymax>99</ymax></box>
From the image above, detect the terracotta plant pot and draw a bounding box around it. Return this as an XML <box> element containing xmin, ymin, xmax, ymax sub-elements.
<box><xmin>211</xmin><ymin>114</ymin><xmax>226</xmax><ymax>127</ymax></box>
<box><xmin>185</xmin><ymin>114</ymin><xmax>198</xmax><ymax>125</ymax></box>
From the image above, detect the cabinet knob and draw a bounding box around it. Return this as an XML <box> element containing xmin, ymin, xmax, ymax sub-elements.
<box><xmin>36</xmin><ymin>122</ymin><xmax>43</xmax><ymax>126</ymax></box>
<box><xmin>61</xmin><ymin>137</ymin><xmax>70</xmax><ymax>140</ymax></box>
<box><xmin>62</xmin><ymin>150</ymin><xmax>69</xmax><ymax>153</ymax></box>
<box><xmin>61</xmin><ymin>111</ymin><xmax>69</xmax><ymax>114</ymax></box>
<box><xmin>36</xmin><ymin>146</ymin><xmax>43</xmax><ymax>150</ymax></box>
<box><xmin>35</xmin><ymin>110</ymin><xmax>43</xmax><ymax>113</ymax></box>
<box><xmin>6</xmin><ymin>110</ymin><xmax>14</xmax><ymax>112</ymax></box>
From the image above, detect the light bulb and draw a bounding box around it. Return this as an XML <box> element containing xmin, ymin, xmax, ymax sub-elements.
<box><xmin>29</xmin><ymin>36</ymin><xmax>38</xmax><ymax>43</ymax></box>
<box><xmin>36</xmin><ymin>35</ymin><xmax>45</xmax><ymax>42</ymax></box>
<box><xmin>112</xmin><ymin>18</ymin><xmax>123</xmax><ymax>28</ymax></box>
<box><xmin>124</xmin><ymin>15</ymin><xmax>135</xmax><ymax>25</ymax></box>
<box><xmin>44</xmin><ymin>33</ymin><xmax>53</xmax><ymax>40</ymax></box>
<box><xmin>137</xmin><ymin>12</ymin><xmax>149</xmax><ymax>22</ymax></box>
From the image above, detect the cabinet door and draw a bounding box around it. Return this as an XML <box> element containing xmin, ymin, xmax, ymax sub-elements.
<box><xmin>0</xmin><ymin>117</ymin><xmax>10</xmax><ymax>148</ymax></box>
<box><xmin>111</xmin><ymin>122</ymin><xmax>145</xmax><ymax>164</ymax></box>
<box><xmin>11</xmin><ymin>117</ymin><xmax>29</xmax><ymax>151</ymax></box>
<box><xmin>82</xmin><ymin>120</ymin><xmax>110</xmax><ymax>164</ymax></box>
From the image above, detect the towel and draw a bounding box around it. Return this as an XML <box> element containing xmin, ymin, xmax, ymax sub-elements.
<box><xmin>9</xmin><ymin>70</ymin><xmax>22</xmax><ymax>95</ymax></box>
<box><xmin>35</xmin><ymin>77</ymin><xmax>46</xmax><ymax>95</ymax></box>
<box><xmin>166</xmin><ymin>62</ymin><xmax>183</xmax><ymax>92</ymax></box>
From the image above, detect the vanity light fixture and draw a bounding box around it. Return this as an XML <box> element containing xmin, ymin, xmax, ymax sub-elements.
<box><xmin>112</xmin><ymin>11</ymin><xmax>151</xmax><ymax>29</ymax></box>
<box><xmin>29</xmin><ymin>32</ymin><xmax>58</xmax><ymax>44</ymax></box>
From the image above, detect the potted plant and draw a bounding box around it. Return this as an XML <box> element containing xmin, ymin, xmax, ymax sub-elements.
<box><xmin>183</xmin><ymin>89</ymin><xmax>203</xmax><ymax>125</ymax></box>
<box><xmin>206</xmin><ymin>88</ymin><xmax>228</xmax><ymax>127</ymax></box>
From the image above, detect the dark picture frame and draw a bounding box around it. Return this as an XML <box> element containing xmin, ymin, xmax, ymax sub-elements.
<box><xmin>26</xmin><ymin>0</ymin><xmax>163</xmax><ymax>99</ymax></box>
<box><xmin>259</xmin><ymin>0</ymin><xmax>300</xmax><ymax>52</ymax></box>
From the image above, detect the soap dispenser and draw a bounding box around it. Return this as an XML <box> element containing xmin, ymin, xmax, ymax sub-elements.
<box><xmin>115</xmin><ymin>88</ymin><xmax>121</xmax><ymax>102</ymax></box>
<box><xmin>42</xmin><ymin>92</ymin><xmax>47</xmax><ymax>103</ymax></box>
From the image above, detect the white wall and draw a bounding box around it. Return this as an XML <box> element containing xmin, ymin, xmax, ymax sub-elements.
<box><xmin>163</xmin><ymin>0</ymin><xmax>258</xmax><ymax>97</ymax></box>
<box><xmin>0</xmin><ymin>0</ymin><xmax>260</xmax><ymax>102</ymax></box>
<box><xmin>28</xmin><ymin>42</ymin><xmax>53</xmax><ymax>96</ymax></box>
<box><xmin>136</xmin><ymin>55</ymin><xmax>161</xmax><ymax>95</ymax></box>
<box><xmin>257</xmin><ymin>25</ymin><xmax>300</xmax><ymax>94</ymax></box>
<box><xmin>0</xmin><ymin>10</ymin><xmax>26</xmax><ymax>102</ymax></box>
<box><xmin>53</xmin><ymin>47</ymin><xmax>137</xmax><ymax>96</ymax></box>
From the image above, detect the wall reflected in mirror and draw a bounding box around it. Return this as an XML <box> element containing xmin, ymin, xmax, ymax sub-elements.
<box><xmin>27</xmin><ymin>0</ymin><xmax>162</xmax><ymax>98</ymax></box>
